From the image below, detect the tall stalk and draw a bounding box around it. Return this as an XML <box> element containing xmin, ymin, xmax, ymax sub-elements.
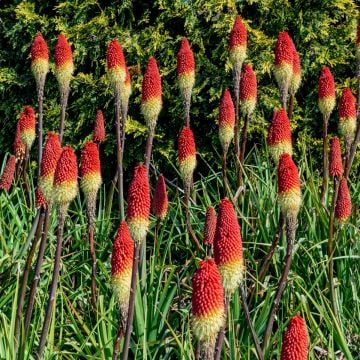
<box><xmin>59</xmin><ymin>89</ymin><xmax>69</xmax><ymax>143</ymax></box>
<box><xmin>214</xmin><ymin>296</ymin><xmax>229</xmax><ymax>360</ymax></box>
<box><xmin>320</xmin><ymin>113</ymin><xmax>330</xmax><ymax>205</ymax></box>
<box><xmin>233</xmin><ymin>66</ymin><xmax>241</xmax><ymax>186</ymax></box>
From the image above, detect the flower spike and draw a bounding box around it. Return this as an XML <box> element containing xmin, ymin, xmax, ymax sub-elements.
<box><xmin>0</xmin><ymin>155</ymin><xmax>16</xmax><ymax>192</ymax></box>
<box><xmin>229</xmin><ymin>15</ymin><xmax>247</xmax><ymax>67</ymax></box>
<box><xmin>218</xmin><ymin>89</ymin><xmax>235</xmax><ymax>154</ymax></box>
<box><xmin>329</xmin><ymin>137</ymin><xmax>343</xmax><ymax>177</ymax></box>
<box><xmin>152</xmin><ymin>174</ymin><xmax>168</xmax><ymax>221</ymax></box>
<box><xmin>318</xmin><ymin>66</ymin><xmax>335</xmax><ymax>118</ymax></box>
<box><xmin>240</xmin><ymin>64</ymin><xmax>257</xmax><ymax>116</ymax></box>
<box><xmin>335</xmin><ymin>178</ymin><xmax>352</xmax><ymax>222</ymax></box>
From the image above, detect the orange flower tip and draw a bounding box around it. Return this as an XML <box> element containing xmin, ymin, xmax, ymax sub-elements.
<box><xmin>240</xmin><ymin>64</ymin><xmax>257</xmax><ymax>115</ymax></box>
<box><xmin>338</xmin><ymin>88</ymin><xmax>356</xmax><ymax>140</ymax></box>
<box><xmin>277</xmin><ymin>154</ymin><xmax>301</xmax><ymax>217</ymax></box>
<box><xmin>80</xmin><ymin>141</ymin><xmax>102</xmax><ymax>199</ymax></box>
<box><xmin>111</xmin><ymin>221</ymin><xmax>134</xmax><ymax>312</ymax></box>
<box><xmin>126</xmin><ymin>164</ymin><xmax>150</xmax><ymax>244</ymax></box>
<box><xmin>53</xmin><ymin>146</ymin><xmax>78</xmax><ymax>206</ymax></box>
<box><xmin>219</xmin><ymin>89</ymin><xmax>235</xmax><ymax>152</ymax></box>
<box><xmin>329</xmin><ymin>137</ymin><xmax>343</xmax><ymax>177</ymax></box>
<box><xmin>290</xmin><ymin>49</ymin><xmax>301</xmax><ymax>95</ymax></box>
<box><xmin>214</xmin><ymin>198</ymin><xmax>244</xmax><ymax>294</ymax></box>
<box><xmin>13</xmin><ymin>121</ymin><xmax>26</xmax><ymax>161</ymax></box>
<box><xmin>267</xmin><ymin>108</ymin><xmax>293</xmax><ymax>163</ymax></box>
<box><xmin>93</xmin><ymin>110</ymin><xmax>105</xmax><ymax>143</ymax></box>
<box><xmin>35</xmin><ymin>187</ymin><xmax>46</xmax><ymax>209</ymax></box>
<box><xmin>141</xmin><ymin>57</ymin><xmax>162</xmax><ymax>129</ymax></box>
<box><xmin>229</xmin><ymin>15</ymin><xmax>247</xmax><ymax>66</ymax></box>
<box><xmin>335</xmin><ymin>178</ymin><xmax>352</xmax><ymax>222</ymax></box>
<box><xmin>19</xmin><ymin>106</ymin><xmax>36</xmax><ymax>149</ymax></box>
<box><xmin>39</xmin><ymin>132</ymin><xmax>62</xmax><ymax>203</ymax></box>
<box><xmin>280</xmin><ymin>315</ymin><xmax>309</xmax><ymax>360</ymax></box>
<box><xmin>191</xmin><ymin>258</ymin><xmax>225</xmax><ymax>342</ymax></box>
<box><xmin>0</xmin><ymin>155</ymin><xmax>16</xmax><ymax>192</ymax></box>
<box><xmin>107</xmin><ymin>38</ymin><xmax>126</xmax><ymax>91</ymax></box>
<box><xmin>55</xmin><ymin>33</ymin><xmax>74</xmax><ymax>88</ymax></box>
<box><xmin>31</xmin><ymin>32</ymin><xmax>49</xmax><ymax>81</ymax></box>
<box><xmin>318</xmin><ymin>66</ymin><xmax>335</xmax><ymax>117</ymax></box>
<box><xmin>152</xmin><ymin>174</ymin><xmax>168</xmax><ymax>220</ymax></box>
<box><xmin>203</xmin><ymin>206</ymin><xmax>216</xmax><ymax>246</ymax></box>
<box><xmin>274</xmin><ymin>31</ymin><xmax>294</xmax><ymax>90</ymax></box>
<box><xmin>177</xmin><ymin>126</ymin><xmax>196</xmax><ymax>182</ymax></box>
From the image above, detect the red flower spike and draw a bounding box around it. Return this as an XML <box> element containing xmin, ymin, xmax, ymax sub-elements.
<box><xmin>280</xmin><ymin>315</ymin><xmax>309</xmax><ymax>360</ymax></box>
<box><xmin>214</xmin><ymin>198</ymin><xmax>244</xmax><ymax>294</ymax></box>
<box><xmin>80</xmin><ymin>141</ymin><xmax>102</xmax><ymax>200</ymax></box>
<box><xmin>39</xmin><ymin>132</ymin><xmax>62</xmax><ymax>203</ymax></box>
<box><xmin>203</xmin><ymin>206</ymin><xmax>217</xmax><ymax>246</ymax></box>
<box><xmin>329</xmin><ymin>137</ymin><xmax>343</xmax><ymax>177</ymax></box>
<box><xmin>111</xmin><ymin>221</ymin><xmax>134</xmax><ymax>319</ymax></box>
<box><xmin>19</xmin><ymin>106</ymin><xmax>36</xmax><ymax>149</ymax></box>
<box><xmin>267</xmin><ymin>108</ymin><xmax>293</xmax><ymax>163</ymax></box>
<box><xmin>177</xmin><ymin>37</ymin><xmax>195</xmax><ymax>98</ymax></box>
<box><xmin>53</xmin><ymin>146</ymin><xmax>78</xmax><ymax>206</ymax></box>
<box><xmin>274</xmin><ymin>32</ymin><xmax>294</xmax><ymax>92</ymax></box>
<box><xmin>191</xmin><ymin>258</ymin><xmax>225</xmax><ymax>342</ymax></box>
<box><xmin>240</xmin><ymin>64</ymin><xmax>257</xmax><ymax>116</ymax></box>
<box><xmin>338</xmin><ymin>88</ymin><xmax>357</xmax><ymax>141</ymax></box>
<box><xmin>93</xmin><ymin>110</ymin><xmax>105</xmax><ymax>143</ymax></box>
<box><xmin>107</xmin><ymin>39</ymin><xmax>126</xmax><ymax>93</ymax></box>
<box><xmin>31</xmin><ymin>32</ymin><xmax>49</xmax><ymax>84</ymax></box>
<box><xmin>35</xmin><ymin>187</ymin><xmax>46</xmax><ymax>209</ymax></box>
<box><xmin>0</xmin><ymin>155</ymin><xmax>16</xmax><ymax>192</ymax></box>
<box><xmin>290</xmin><ymin>48</ymin><xmax>301</xmax><ymax>95</ymax></box>
<box><xmin>278</xmin><ymin>154</ymin><xmax>301</xmax><ymax>217</ymax></box>
<box><xmin>178</xmin><ymin>126</ymin><xmax>196</xmax><ymax>182</ymax></box>
<box><xmin>218</xmin><ymin>89</ymin><xmax>235</xmax><ymax>153</ymax></box>
<box><xmin>318</xmin><ymin>66</ymin><xmax>335</xmax><ymax>117</ymax></box>
<box><xmin>229</xmin><ymin>15</ymin><xmax>247</xmax><ymax>66</ymax></box>
<box><xmin>54</xmin><ymin>33</ymin><xmax>74</xmax><ymax>90</ymax></box>
<box><xmin>127</xmin><ymin>164</ymin><xmax>150</xmax><ymax>244</ymax></box>
<box><xmin>141</xmin><ymin>57</ymin><xmax>162</xmax><ymax>130</ymax></box>
<box><xmin>13</xmin><ymin>121</ymin><xmax>26</xmax><ymax>161</ymax></box>
<box><xmin>335</xmin><ymin>178</ymin><xmax>352</xmax><ymax>222</ymax></box>
<box><xmin>152</xmin><ymin>174</ymin><xmax>168</xmax><ymax>220</ymax></box>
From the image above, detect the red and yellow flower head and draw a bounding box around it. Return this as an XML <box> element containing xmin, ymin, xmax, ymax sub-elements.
<box><xmin>219</xmin><ymin>89</ymin><xmax>235</xmax><ymax>153</ymax></box>
<box><xmin>141</xmin><ymin>57</ymin><xmax>162</xmax><ymax>130</ymax></box>
<box><xmin>280</xmin><ymin>315</ymin><xmax>309</xmax><ymax>360</ymax></box>
<box><xmin>31</xmin><ymin>32</ymin><xmax>49</xmax><ymax>85</ymax></box>
<box><xmin>13</xmin><ymin>121</ymin><xmax>26</xmax><ymax>161</ymax></box>
<box><xmin>274</xmin><ymin>32</ymin><xmax>294</xmax><ymax>93</ymax></box>
<box><xmin>53</xmin><ymin>146</ymin><xmax>78</xmax><ymax>206</ymax></box>
<box><xmin>289</xmin><ymin>47</ymin><xmax>301</xmax><ymax>95</ymax></box>
<box><xmin>335</xmin><ymin>178</ymin><xmax>352</xmax><ymax>222</ymax></box>
<box><xmin>127</xmin><ymin>164</ymin><xmax>150</xmax><ymax>244</ymax></box>
<box><xmin>203</xmin><ymin>206</ymin><xmax>217</xmax><ymax>246</ymax></box>
<box><xmin>191</xmin><ymin>258</ymin><xmax>225</xmax><ymax>342</ymax></box>
<box><xmin>19</xmin><ymin>106</ymin><xmax>36</xmax><ymax>150</ymax></box>
<box><xmin>214</xmin><ymin>198</ymin><xmax>244</xmax><ymax>294</ymax></box>
<box><xmin>318</xmin><ymin>66</ymin><xmax>335</xmax><ymax>118</ymax></box>
<box><xmin>93</xmin><ymin>110</ymin><xmax>105</xmax><ymax>143</ymax></box>
<box><xmin>267</xmin><ymin>108</ymin><xmax>293</xmax><ymax>164</ymax></box>
<box><xmin>80</xmin><ymin>141</ymin><xmax>102</xmax><ymax>201</ymax></box>
<box><xmin>278</xmin><ymin>154</ymin><xmax>301</xmax><ymax>217</ymax></box>
<box><xmin>107</xmin><ymin>39</ymin><xmax>126</xmax><ymax>93</ymax></box>
<box><xmin>338</xmin><ymin>88</ymin><xmax>356</xmax><ymax>142</ymax></box>
<box><xmin>111</xmin><ymin>220</ymin><xmax>134</xmax><ymax>321</ymax></box>
<box><xmin>177</xmin><ymin>37</ymin><xmax>195</xmax><ymax>99</ymax></box>
<box><xmin>229</xmin><ymin>15</ymin><xmax>247</xmax><ymax>67</ymax></box>
<box><xmin>329</xmin><ymin>137</ymin><xmax>343</xmax><ymax>177</ymax></box>
<box><xmin>177</xmin><ymin>126</ymin><xmax>196</xmax><ymax>183</ymax></box>
<box><xmin>54</xmin><ymin>33</ymin><xmax>74</xmax><ymax>91</ymax></box>
<box><xmin>240</xmin><ymin>64</ymin><xmax>257</xmax><ymax>116</ymax></box>
<box><xmin>35</xmin><ymin>187</ymin><xmax>46</xmax><ymax>209</ymax></box>
<box><xmin>39</xmin><ymin>132</ymin><xmax>62</xmax><ymax>203</ymax></box>
<box><xmin>152</xmin><ymin>174</ymin><xmax>168</xmax><ymax>221</ymax></box>
<box><xmin>0</xmin><ymin>155</ymin><xmax>16</xmax><ymax>192</ymax></box>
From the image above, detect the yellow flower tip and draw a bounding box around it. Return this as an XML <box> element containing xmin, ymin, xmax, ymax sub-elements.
<box><xmin>112</xmin><ymin>267</ymin><xmax>132</xmax><ymax>314</ymax></box>
<box><xmin>80</xmin><ymin>172</ymin><xmax>102</xmax><ymax>199</ymax></box>
<box><xmin>108</xmin><ymin>67</ymin><xmax>126</xmax><ymax>93</ymax></box>
<box><xmin>192</xmin><ymin>307</ymin><xmax>225</xmax><ymax>342</ymax></box>
<box><xmin>289</xmin><ymin>73</ymin><xmax>301</xmax><ymax>95</ymax></box>
<box><xmin>318</xmin><ymin>96</ymin><xmax>335</xmax><ymax>118</ymax></box>
<box><xmin>274</xmin><ymin>62</ymin><xmax>293</xmax><ymax>90</ymax></box>
<box><xmin>31</xmin><ymin>58</ymin><xmax>49</xmax><ymax>81</ymax></box>
<box><xmin>278</xmin><ymin>188</ymin><xmax>302</xmax><ymax>218</ymax></box>
<box><xmin>55</xmin><ymin>62</ymin><xmax>74</xmax><ymax>91</ymax></box>
<box><xmin>339</xmin><ymin>117</ymin><xmax>357</xmax><ymax>141</ymax></box>
<box><xmin>127</xmin><ymin>217</ymin><xmax>149</xmax><ymax>244</ymax></box>
<box><xmin>178</xmin><ymin>72</ymin><xmax>195</xmax><ymax>97</ymax></box>
<box><xmin>21</xmin><ymin>129</ymin><xmax>36</xmax><ymax>149</ymax></box>
<box><xmin>218</xmin><ymin>258</ymin><xmax>244</xmax><ymax>294</ymax></box>
<box><xmin>39</xmin><ymin>174</ymin><xmax>55</xmax><ymax>203</ymax></box>
<box><xmin>54</xmin><ymin>180</ymin><xmax>78</xmax><ymax>206</ymax></box>
<box><xmin>141</xmin><ymin>97</ymin><xmax>162</xmax><ymax>130</ymax></box>
<box><xmin>240</xmin><ymin>98</ymin><xmax>256</xmax><ymax>116</ymax></box>
<box><xmin>230</xmin><ymin>45</ymin><xmax>247</xmax><ymax>67</ymax></box>
<box><xmin>219</xmin><ymin>125</ymin><xmax>234</xmax><ymax>152</ymax></box>
<box><xmin>269</xmin><ymin>141</ymin><xmax>293</xmax><ymax>164</ymax></box>
<box><xmin>179</xmin><ymin>155</ymin><xmax>196</xmax><ymax>183</ymax></box>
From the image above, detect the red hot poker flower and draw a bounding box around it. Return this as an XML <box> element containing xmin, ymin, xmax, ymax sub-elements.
<box><xmin>178</xmin><ymin>126</ymin><xmax>196</xmax><ymax>183</ymax></box>
<box><xmin>35</xmin><ymin>187</ymin><xmax>46</xmax><ymax>209</ymax></box>
<box><xmin>240</xmin><ymin>64</ymin><xmax>257</xmax><ymax>116</ymax></box>
<box><xmin>0</xmin><ymin>155</ymin><xmax>16</xmax><ymax>192</ymax></box>
<box><xmin>31</xmin><ymin>32</ymin><xmax>49</xmax><ymax>85</ymax></box>
<box><xmin>127</xmin><ymin>164</ymin><xmax>150</xmax><ymax>244</ymax></box>
<box><xmin>267</xmin><ymin>108</ymin><xmax>293</xmax><ymax>164</ymax></box>
<box><xmin>152</xmin><ymin>174</ymin><xmax>168</xmax><ymax>220</ymax></box>
<box><xmin>19</xmin><ymin>106</ymin><xmax>36</xmax><ymax>149</ymax></box>
<box><xmin>54</xmin><ymin>33</ymin><xmax>74</xmax><ymax>90</ymax></box>
<box><xmin>93</xmin><ymin>110</ymin><xmax>105</xmax><ymax>143</ymax></box>
<box><xmin>318</xmin><ymin>66</ymin><xmax>335</xmax><ymax>117</ymax></box>
<box><xmin>218</xmin><ymin>88</ymin><xmax>235</xmax><ymax>153</ymax></box>
<box><xmin>280</xmin><ymin>315</ymin><xmax>309</xmax><ymax>360</ymax></box>
<box><xmin>141</xmin><ymin>57</ymin><xmax>162</xmax><ymax>130</ymax></box>
<box><xmin>191</xmin><ymin>258</ymin><xmax>225</xmax><ymax>342</ymax></box>
<box><xmin>229</xmin><ymin>15</ymin><xmax>247</xmax><ymax>67</ymax></box>
<box><xmin>335</xmin><ymin>178</ymin><xmax>352</xmax><ymax>222</ymax></box>
<box><xmin>177</xmin><ymin>37</ymin><xmax>195</xmax><ymax>98</ymax></box>
<box><xmin>214</xmin><ymin>198</ymin><xmax>244</xmax><ymax>294</ymax></box>
<box><xmin>338</xmin><ymin>88</ymin><xmax>356</xmax><ymax>141</ymax></box>
<box><xmin>107</xmin><ymin>39</ymin><xmax>126</xmax><ymax>93</ymax></box>
<box><xmin>329</xmin><ymin>137</ymin><xmax>343</xmax><ymax>177</ymax></box>
<box><xmin>13</xmin><ymin>121</ymin><xmax>26</xmax><ymax>161</ymax></box>
<box><xmin>203</xmin><ymin>206</ymin><xmax>217</xmax><ymax>246</ymax></box>
<box><xmin>278</xmin><ymin>154</ymin><xmax>301</xmax><ymax>217</ymax></box>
